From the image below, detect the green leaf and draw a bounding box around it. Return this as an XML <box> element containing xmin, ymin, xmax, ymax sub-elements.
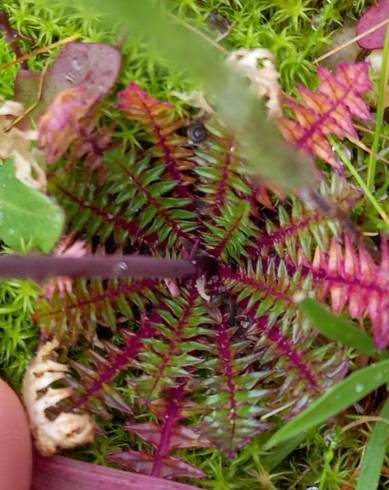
<box><xmin>266</xmin><ymin>359</ymin><xmax>389</xmax><ymax>448</ymax></box>
<box><xmin>0</xmin><ymin>160</ymin><xmax>64</xmax><ymax>252</ymax></box>
<box><xmin>356</xmin><ymin>396</ymin><xmax>389</xmax><ymax>490</ymax></box>
<box><xmin>299</xmin><ymin>298</ymin><xmax>376</xmax><ymax>357</ymax></box>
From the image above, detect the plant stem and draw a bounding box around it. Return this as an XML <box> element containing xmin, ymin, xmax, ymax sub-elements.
<box><xmin>0</xmin><ymin>255</ymin><xmax>208</xmax><ymax>281</ymax></box>
<box><xmin>331</xmin><ymin>139</ymin><xmax>389</xmax><ymax>227</ymax></box>
<box><xmin>367</xmin><ymin>24</ymin><xmax>389</xmax><ymax>191</ymax></box>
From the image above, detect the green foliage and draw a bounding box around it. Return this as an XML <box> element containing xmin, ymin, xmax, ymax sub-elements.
<box><xmin>267</xmin><ymin>360</ymin><xmax>389</xmax><ymax>448</ymax></box>
<box><xmin>0</xmin><ymin>159</ymin><xmax>64</xmax><ymax>253</ymax></box>
<box><xmin>356</xmin><ymin>396</ymin><xmax>389</xmax><ymax>490</ymax></box>
<box><xmin>299</xmin><ymin>298</ymin><xmax>377</xmax><ymax>358</ymax></box>
<box><xmin>0</xmin><ymin>278</ymin><xmax>39</xmax><ymax>388</ymax></box>
<box><xmin>35</xmin><ymin>277</ymin><xmax>160</xmax><ymax>344</ymax></box>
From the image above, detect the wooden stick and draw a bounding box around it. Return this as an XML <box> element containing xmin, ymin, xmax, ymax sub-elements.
<box><xmin>315</xmin><ymin>17</ymin><xmax>389</xmax><ymax>64</ymax></box>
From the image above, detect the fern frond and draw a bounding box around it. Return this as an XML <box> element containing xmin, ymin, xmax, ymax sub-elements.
<box><xmin>305</xmin><ymin>235</ymin><xmax>389</xmax><ymax>348</ymax></box>
<box><xmin>55</xmin><ymin>151</ymin><xmax>199</xmax><ymax>252</ymax></box>
<box><xmin>219</xmin><ymin>258</ymin><xmax>298</xmax><ymax>316</ymax></box>
<box><xmin>195</xmin><ymin>130</ymin><xmax>251</xmax><ymax>214</ymax></box>
<box><xmin>201</xmin><ymin>312</ymin><xmax>270</xmax><ymax>457</ymax></box>
<box><xmin>279</xmin><ymin>62</ymin><xmax>372</xmax><ymax>167</ymax></box>
<box><xmin>203</xmin><ymin>201</ymin><xmax>256</xmax><ymax>261</ymax></box>
<box><xmin>69</xmin><ymin>315</ymin><xmax>157</xmax><ymax>416</ymax></box>
<box><xmin>118</xmin><ymin>82</ymin><xmax>195</xmax><ymax>199</ymax></box>
<box><xmin>251</xmin><ymin>314</ymin><xmax>349</xmax><ymax>421</ymax></box>
<box><xmin>254</xmin><ymin>317</ymin><xmax>319</xmax><ymax>390</ymax></box>
<box><xmin>253</xmin><ymin>174</ymin><xmax>361</xmax><ymax>261</ymax></box>
<box><xmin>34</xmin><ymin>278</ymin><xmax>159</xmax><ymax>343</ymax></box>
<box><xmin>134</xmin><ymin>284</ymin><xmax>210</xmax><ymax>401</ymax></box>
<box><xmin>54</xmin><ymin>177</ymin><xmax>147</xmax><ymax>249</ymax></box>
<box><xmin>112</xmin><ymin>155</ymin><xmax>198</xmax><ymax>250</ymax></box>
<box><xmin>109</xmin><ymin>382</ymin><xmax>209</xmax><ymax>479</ymax></box>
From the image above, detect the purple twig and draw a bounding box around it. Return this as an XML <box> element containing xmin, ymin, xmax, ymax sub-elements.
<box><xmin>0</xmin><ymin>255</ymin><xmax>213</xmax><ymax>281</ymax></box>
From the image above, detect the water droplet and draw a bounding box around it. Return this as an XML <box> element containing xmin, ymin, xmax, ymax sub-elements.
<box><xmin>375</xmin><ymin>372</ymin><xmax>383</xmax><ymax>382</ymax></box>
<box><xmin>355</xmin><ymin>384</ymin><xmax>364</xmax><ymax>393</ymax></box>
<box><xmin>72</xmin><ymin>57</ymin><xmax>83</xmax><ymax>71</ymax></box>
<box><xmin>115</xmin><ymin>261</ymin><xmax>128</xmax><ymax>272</ymax></box>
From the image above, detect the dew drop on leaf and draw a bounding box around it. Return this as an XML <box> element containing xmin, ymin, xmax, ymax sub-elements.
<box><xmin>355</xmin><ymin>383</ymin><xmax>364</xmax><ymax>393</ymax></box>
<box><xmin>115</xmin><ymin>261</ymin><xmax>128</xmax><ymax>272</ymax></box>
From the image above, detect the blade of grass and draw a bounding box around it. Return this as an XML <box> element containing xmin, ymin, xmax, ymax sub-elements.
<box><xmin>299</xmin><ymin>298</ymin><xmax>377</xmax><ymax>357</ymax></box>
<box><xmin>261</xmin><ymin>434</ymin><xmax>306</xmax><ymax>471</ymax></box>
<box><xmin>331</xmin><ymin>138</ymin><xmax>389</xmax><ymax>227</ymax></box>
<box><xmin>319</xmin><ymin>434</ymin><xmax>338</xmax><ymax>490</ymax></box>
<box><xmin>265</xmin><ymin>359</ymin><xmax>389</xmax><ymax>448</ymax></box>
<box><xmin>356</xmin><ymin>396</ymin><xmax>389</xmax><ymax>490</ymax></box>
<box><xmin>0</xmin><ymin>35</ymin><xmax>80</xmax><ymax>73</ymax></box>
<box><xmin>367</xmin><ymin>24</ymin><xmax>389</xmax><ymax>191</ymax></box>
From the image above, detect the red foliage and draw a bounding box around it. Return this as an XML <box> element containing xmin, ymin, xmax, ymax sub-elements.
<box><xmin>279</xmin><ymin>63</ymin><xmax>371</xmax><ymax>168</ymax></box>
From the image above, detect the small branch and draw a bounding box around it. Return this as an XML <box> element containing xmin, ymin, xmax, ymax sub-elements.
<box><xmin>0</xmin><ymin>255</ymin><xmax>212</xmax><ymax>281</ymax></box>
<box><xmin>314</xmin><ymin>17</ymin><xmax>389</xmax><ymax>64</ymax></box>
<box><xmin>0</xmin><ymin>35</ymin><xmax>80</xmax><ymax>73</ymax></box>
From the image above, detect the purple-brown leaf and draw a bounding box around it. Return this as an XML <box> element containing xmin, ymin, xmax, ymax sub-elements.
<box><xmin>32</xmin><ymin>454</ymin><xmax>203</xmax><ymax>490</ymax></box>
<box><xmin>16</xmin><ymin>42</ymin><xmax>121</xmax><ymax>127</ymax></box>
<box><xmin>356</xmin><ymin>0</ymin><xmax>389</xmax><ymax>50</ymax></box>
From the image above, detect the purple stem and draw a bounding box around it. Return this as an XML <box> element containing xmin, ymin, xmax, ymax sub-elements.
<box><xmin>0</xmin><ymin>255</ymin><xmax>212</xmax><ymax>281</ymax></box>
<box><xmin>151</xmin><ymin>382</ymin><xmax>186</xmax><ymax>477</ymax></box>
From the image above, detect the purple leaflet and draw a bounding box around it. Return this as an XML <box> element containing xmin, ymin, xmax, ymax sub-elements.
<box><xmin>16</xmin><ymin>42</ymin><xmax>121</xmax><ymax>127</ymax></box>
<box><xmin>356</xmin><ymin>0</ymin><xmax>389</xmax><ymax>50</ymax></box>
<box><xmin>308</xmin><ymin>235</ymin><xmax>389</xmax><ymax>349</ymax></box>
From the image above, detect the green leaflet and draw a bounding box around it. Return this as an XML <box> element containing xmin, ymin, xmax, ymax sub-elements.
<box><xmin>299</xmin><ymin>298</ymin><xmax>377</xmax><ymax>357</ymax></box>
<box><xmin>266</xmin><ymin>359</ymin><xmax>389</xmax><ymax>448</ymax></box>
<box><xmin>70</xmin><ymin>0</ymin><xmax>312</xmax><ymax>191</ymax></box>
<box><xmin>0</xmin><ymin>160</ymin><xmax>64</xmax><ymax>252</ymax></box>
<box><xmin>356</xmin><ymin>396</ymin><xmax>389</xmax><ymax>490</ymax></box>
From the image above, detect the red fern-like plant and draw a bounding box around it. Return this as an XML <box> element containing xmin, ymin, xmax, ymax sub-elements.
<box><xmin>29</xmin><ymin>62</ymin><xmax>389</xmax><ymax>482</ymax></box>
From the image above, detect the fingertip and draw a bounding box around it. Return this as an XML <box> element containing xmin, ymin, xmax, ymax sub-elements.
<box><xmin>0</xmin><ymin>379</ymin><xmax>32</xmax><ymax>490</ymax></box>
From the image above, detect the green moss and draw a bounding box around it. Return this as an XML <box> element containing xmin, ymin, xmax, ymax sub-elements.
<box><xmin>0</xmin><ymin>278</ymin><xmax>39</xmax><ymax>389</ymax></box>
